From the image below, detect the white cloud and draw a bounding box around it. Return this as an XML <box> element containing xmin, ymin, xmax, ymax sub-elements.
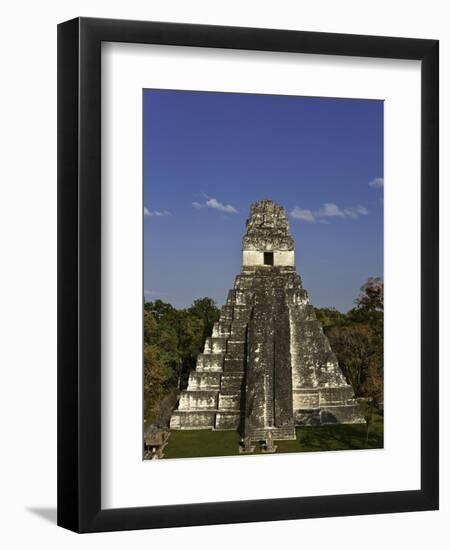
<box><xmin>290</xmin><ymin>206</ymin><xmax>315</xmax><ymax>222</ymax></box>
<box><xmin>343</xmin><ymin>205</ymin><xmax>369</xmax><ymax>219</ymax></box>
<box><xmin>317</xmin><ymin>202</ymin><xmax>346</xmax><ymax>218</ymax></box>
<box><xmin>192</xmin><ymin>196</ymin><xmax>238</xmax><ymax>214</ymax></box>
<box><xmin>368</xmin><ymin>177</ymin><xmax>384</xmax><ymax>188</ymax></box>
<box><xmin>357</xmin><ymin>205</ymin><xmax>369</xmax><ymax>214</ymax></box>
<box><xmin>290</xmin><ymin>202</ymin><xmax>368</xmax><ymax>223</ymax></box>
<box><xmin>206</xmin><ymin>198</ymin><xmax>238</xmax><ymax>213</ymax></box>
<box><xmin>144</xmin><ymin>206</ymin><xmax>171</xmax><ymax>217</ymax></box>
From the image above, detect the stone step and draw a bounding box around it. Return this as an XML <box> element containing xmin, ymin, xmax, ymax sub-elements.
<box><xmin>220</xmin><ymin>304</ymin><xmax>233</xmax><ymax>318</ymax></box>
<box><xmin>246</xmin><ymin>426</ymin><xmax>296</xmax><ymax>441</ymax></box>
<box><xmin>187</xmin><ymin>371</ymin><xmax>221</xmax><ymax>391</ymax></box>
<box><xmin>233</xmin><ymin>276</ymin><xmax>254</xmax><ymax>291</ymax></box>
<box><xmin>196</xmin><ymin>353</ymin><xmax>224</xmax><ymax>372</ymax></box>
<box><xmin>294</xmin><ymin>346</ymin><xmax>336</xmax><ymax>364</ymax></box>
<box><xmin>232</xmin><ymin>306</ymin><xmax>252</xmax><ymax>322</ymax></box>
<box><xmin>170</xmin><ymin>410</ymin><xmax>216</xmax><ymax>430</ymax></box>
<box><xmin>293</xmin><ymin>389</ymin><xmax>320</xmax><ymax>409</ymax></box>
<box><xmin>285</xmin><ymin>288</ymin><xmax>309</xmax><ymax>307</ymax></box>
<box><xmin>218</xmin><ymin>391</ymin><xmax>241</xmax><ymax>410</ymax></box>
<box><xmin>223</xmin><ymin>357</ymin><xmax>245</xmax><ymax>372</ymax></box>
<box><xmin>227</xmin><ymin>289</ymin><xmax>248</xmax><ymax>306</ymax></box>
<box><xmin>204</xmin><ymin>336</ymin><xmax>228</xmax><ymax>354</ymax></box>
<box><xmin>178</xmin><ymin>390</ymin><xmax>218</xmax><ymax>411</ymax></box>
<box><xmin>229</xmin><ymin>321</ymin><xmax>248</xmax><ymax>340</ymax></box>
<box><xmin>319</xmin><ymin>385</ymin><xmax>355</xmax><ymax>405</ymax></box>
<box><xmin>289</xmin><ymin>305</ymin><xmax>316</xmax><ymax>322</ymax></box>
<box><xmin>212</xmin><ymin>321</ymin><xmax>231</xmax><ymax>338</ymax></box>
<box><xmin>220</xmin><ymin>372</ymin><xmax>244</xmax><ymax>390</ymax></box>
<box><xmin>215</xmin><ymin>412</ymin><xmax>240</xmax><ymax>430</ymax></box>
<box><xmin>226</xmin><ymin>340</ymin><xmax>246</xmax><ymax>356</ymax></box>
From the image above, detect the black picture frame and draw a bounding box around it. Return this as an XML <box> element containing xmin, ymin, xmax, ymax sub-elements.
<box><xmin>57</xmin><ymin>17</ymin><xmax>439</xmax><ymax>533</ymax></box>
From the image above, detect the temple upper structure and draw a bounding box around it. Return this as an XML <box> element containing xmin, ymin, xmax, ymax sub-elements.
<box><xmin>242</xmin><ymin>200</ymin><xmax>295</xmax><ymax>268</ymax></box>
<box><xmin>169</xmin><ymin>199</ymin><xmax>364</xmax><ymax>442</ymax></box>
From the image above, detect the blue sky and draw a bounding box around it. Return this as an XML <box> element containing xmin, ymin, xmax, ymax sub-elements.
<box><xmin>143</xmin><ymin>89</ymin><xmax>383</xmax><ymax>313</ymax></box>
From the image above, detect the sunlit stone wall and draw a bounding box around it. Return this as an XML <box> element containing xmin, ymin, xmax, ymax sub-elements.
<box><xmin>242</xmin><ymin>249</ymin><xmax>295</xmax><ymax>267</ymax></box>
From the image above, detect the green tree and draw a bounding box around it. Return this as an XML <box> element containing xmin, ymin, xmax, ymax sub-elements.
<box><xmin>323</xmin><ymin>277</ymin><xmax>384</xmax><ymax>404</ymax></box>
<box><xmin>328</xmin><ymin>323</ymin><xmax>374</xmax><ymax>396</ymax></box>
<box><xmin>364</xmin><ymin>349</ymin><xmax>384</xmax><ymax>406</ymax></box>
<box><xmin>188</xmin><ymin>297</ymin><xmax>220</xmax><ymax>340</ymax></box>
<box><xmin>145</xmin><ymin>299</ymin><xmax>177</xmax><ymax>321</ymax></box>
<box><xmin>362</xmin><ymin>349</ymin><xmax>384</xmax><ymax>441</ymax></box>
<box><xmin>177</xmin><ymin>312</ymin><xmax>205</xmax><ymax>388</ymax></box>
<box><xmin>144</xmin><ymin>304</ymin><xmax>181</xmax><ymax>382</ymax></box>
<box><xmin>143</xmin><ymin>343</ymin><xmax>167</xmax><ymax>426</ymax></box>
<box><xmin>314</xmin><ymin>307</ymin><xmax>346</xmax><ymax>333</ymax></box>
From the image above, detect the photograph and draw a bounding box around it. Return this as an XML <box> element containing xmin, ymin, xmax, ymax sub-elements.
<box><xmin>142</xmin><ymin>89</ymin><xmax>384</xmax><ymax>459</ymax></box>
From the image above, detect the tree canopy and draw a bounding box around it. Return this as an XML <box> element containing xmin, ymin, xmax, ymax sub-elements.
<box><xmin>316</xmin><ymin>277</ymin><xmax>384</xmax><ymax>405</ymax></box>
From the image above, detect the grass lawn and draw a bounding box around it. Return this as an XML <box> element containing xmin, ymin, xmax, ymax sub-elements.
<box><xmin>162</xmin><ymin>410</ymin><xmax>383</xmax><ymax>459</ymax></box>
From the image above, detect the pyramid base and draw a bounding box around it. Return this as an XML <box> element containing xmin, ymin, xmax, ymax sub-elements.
<box><xmin>246</xmin><ymin>427</ymin><xmax>296</xmax><ymax>442</ymax></box>
<box><xmin>295</xmin><ymin>404</ymin><xmax>366</xmax><ymax>426</ymax></box>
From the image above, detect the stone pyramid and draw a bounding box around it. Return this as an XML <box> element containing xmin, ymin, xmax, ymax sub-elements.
<box><xmin>170</xmin><ymin>200</ymin><xmax>364</xmax><ymax>441</ymax></box>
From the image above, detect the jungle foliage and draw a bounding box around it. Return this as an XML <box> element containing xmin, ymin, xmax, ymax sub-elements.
<box><xmin>143</xmin><ymin>297</ymin><xmax>220</xmax><ymax>428</ymax></box>
<box><xmin>315</xmin><ymin>276</ymin><xmax>384</xmax><ymax>406</ymax></box>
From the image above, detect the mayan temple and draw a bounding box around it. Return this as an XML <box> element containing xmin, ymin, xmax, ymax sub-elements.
<box><xmin>170</xmin><ymin>199</ymin><xmax>364</xmax><ymax>443</ymax></box>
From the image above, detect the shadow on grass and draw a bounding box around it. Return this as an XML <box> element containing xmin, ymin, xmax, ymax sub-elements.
<box><xmin>160</xmin><ymin>412</ymin><xmax>383</xmax><ymax>459</ymax></box>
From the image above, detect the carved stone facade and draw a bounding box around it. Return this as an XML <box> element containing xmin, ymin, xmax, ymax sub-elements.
<box><xmin>169</xmin><ymin>200</ymin><xmax>365</xmax><ymax>440</ymax></box>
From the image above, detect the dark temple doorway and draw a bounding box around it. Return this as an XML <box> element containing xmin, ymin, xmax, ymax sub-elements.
<box><xmin>264</xmin><ymin>252</ymin><xmax>274</xmax><ymax>266</ymax></box>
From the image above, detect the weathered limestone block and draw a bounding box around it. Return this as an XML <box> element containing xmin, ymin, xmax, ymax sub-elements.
<box><xmin>230</xmin><ymin>321</ymin><xmax>247</xmax><ymax>341</ymax></box>
<box><xmin>187</xmin><ymin>372</ymin><xmax>221</xmax><ymax>391</ymax></box>
<box><xmin>223</xmin><ymin>357</ymin><xmax>245</xmax><ymax>372</ymax></box>
<box><xmin>319</xmin><ymin>386</ymin><xmax>354</xmax><ymax>405</ymax></box>
<box><xmin>196</xmin><ymin>354</ymin><xmax>224</xmax><ymax>372</ymax></box>
<box><xmin>218</xmin><ymin>391</ymin><xmax>241</xmax><ymax>410</ymax></box>
<box><xmin>204</xmin><ymin>337</ymin><xmax>228</xmax><ymax>354</ymax></box>
<box><xmin>220</xmin><ymin>372</ymin><xmax>244</xmax><ymax>390</ymax></box>
<box><xmin>219</xmin><ymin>305</ymin><xmax>233</xmax><ymax>322</ymax></box>
<box><xmin>215</xmin><ymin>412</ymin><xmax>240</xmax><ymax>430</ymax></box>
<box><xmin>293</xmin><ymin>389</ymin><xmax>320</xmax><ymax>410</ymax></box>
<box><xmin>226</xmin><ymin>289</ymin><xmax>248</xmax><ymax>306</ymax></box>
<box><xmin>274</xmin><ymin>250</ymin><xmax>295</xmax><ymax>266</ymax></box>
<box><xmin>212</xmin><ymin>321</ymin><xmax>231</xmax><ymax>338</ymax></box>
<box><xmin>178</xmin><ymin>391</ymin><xmax>218</xmax><ymax>410</ymax></box>
<box><xmin>233</xmin><ymin>312</ymin><xmax>250</xmax><ymax>325</ymax></box>
<box><xmin>234</xmin><ymin>273</ymin><xmax>254</xmax><ymax>291</ymax></box>
<box><xmin>170</xmin><ymin>411</ymin><xmax>216</xmax><ymax>429</ymax></box>
<box><xmin>226</xmin><ymin>341</ymin><xmax>246</xmax><ymax>356</ymax></box>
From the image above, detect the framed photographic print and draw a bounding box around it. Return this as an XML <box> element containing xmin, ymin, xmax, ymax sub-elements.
<box><xmin>57</xmin><ymin>17</ymin><xmax>439</xmax><ymax>532</ymax></box>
